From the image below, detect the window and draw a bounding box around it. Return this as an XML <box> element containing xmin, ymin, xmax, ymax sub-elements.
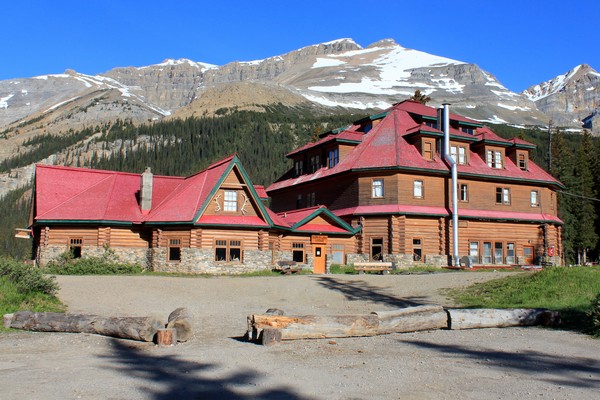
<box><xmin>328</xmin><ymin>148</ymin><xmax>339</xmax><ymax>168</ymax></box>
<box><xmin>296</xmin><ymin>194</ymin><xmax>303</xmax><ymax>209</ymax></box>
<box><xmin>424</xmin><ymin>121</ymin><xmax>438</xmax><ymax>129</ymax></box>
<box><xmin>332</xmin><ymin>244</ymin><xmax>345</xmax><ymax>264</ymax></box>
<box><xmin>518</xmin><ymin>153</ymin><xmax>527</xmax><ymax>171</ymax></box>
<box><xmin>224</xmin><ymin>190</ymin><xmax>237</xmax><ymax>212</ymax></box>
<box><xmin>530</xmin><ymin>190</ymin><xmax>539</xmax><ymax>207</ymax></box>
<box><xmin>459</xmin><ymin>183</ymin><xmax>469</xmax><ymax>202</ymax></box>
<box><xmin>487</xmin><ymin>150</ymin><xmax>503</xmax><ymax>169</ymax></box>
<box><xmin>423</xmin><ymin>141</ymin><xmax>434</xmax><ymax>160</ymax></box>
<box><xmin>371</xmin><ymin>238</ymin><xmax>384</xmax><ymax>261</ymax></box>
<box><xmin>482</xmin><ymin>242</ymin><xmax>492</xmax><ymax>264</ymax></box>
<box><xmin>294</xmin><ymin>160</ymin><xmax>304</xmax><ymax>176</ymax></box>
<box><xmin>309</xmin><ymin>154</ymin><xmax>321</xmax><ymax>173</ymax></box>
<box><xmin>494</xmin><ymin>242</ymin><xmax>503</xmax><ymax>264</ymax></box>
<box><xmin>506</xmin><ymin>243</ymin><xmax>515</xmax><ymax>264</ymax></box>
<box><xmin>69</xmin><ymin>238</ymin><xmax>83</xmax><ymax>258</ymax></box>
<box><xmin>292</xmin><ymin>242</ymin><xmax>305</xmax><ymax>263</ymax></box>
<box><xmin>215</xmin><ymin>239</ymin><xmax>242</xmax><ymax>262</ymax></box>
<box><xmin>413</xmin><ymin>180</ymin><xmax>424</xmax><ymax>198</ymax></box>
<box><xmin>461</xmin><ymin>126</ymin><xmax>474</xmax><ymax>135</ymax></box>
<box><xmin>496</xmin><ymin>187</ymin><xmax>510</xmax><ymax>205</ymax></box>
<box><xmin>450</xmin><ymin>145</ymin><xmax>466</xmax><ymax>164</ymax></box>
<box><xmin>413</xmin><ymin>238</ymin><xmax>422</xmax><ymax>262</ymax></box>
<box><xmin>168</xmin><ymin>239</ymin><xmax>181</xmax><ymax>262</ymax></box>
<box><xmin>372</xmin><ymin>179</ymin><xmax>384</xmax><ymax>198</ymax></box>
<box><xmin>306</xmin><ymin>192</ymin><xmax>316</xmax><ymax>207</ymax></box>
<box><xmin>469</xmin><ymin>241</ymin><xmax>479</xmax><ymax>264</ymax></box>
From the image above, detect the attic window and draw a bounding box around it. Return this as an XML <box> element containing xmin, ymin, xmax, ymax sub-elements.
<box><xmin>224</xmin><ymin>190</ymin><xmax>237</xmax><ymax>212</ymax></box>
<box><xmin>294</xmin><ymin>160</ymin><xmax>304</xmax><ymax>176</ymax></box>
<box><xmin>461</xmin><ymin>127</ymin><xmax>474</xmax><ymax>135</ymax></box>
<box><xmin>328</xmin><ymin>148</ymin><xmax>339</xmax><ymax>168</ymax></box>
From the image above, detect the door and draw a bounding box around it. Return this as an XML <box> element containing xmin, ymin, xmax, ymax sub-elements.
<box><xmin>523</xmin><ymin>246</ymin><xmax>534</xmax><ymax>265</ymax></box>
<box><xmin>313</xmin><ymin>246</ymin><xmax>326</xmax><ymax>274</ymax></box>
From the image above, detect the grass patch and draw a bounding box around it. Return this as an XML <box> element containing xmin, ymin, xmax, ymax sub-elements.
<box><xmin>43</xmin><ymin>252</ymin><xmax>143</xmax><ymax>275</ymax></box>
<box><xmin>393</xmin><ymin>266</ymin><xmax>456</xmax><ymax>275</ymax></box>
<box><xmin>447</xmin><ymin>266</ymin><xmax>600</xmax><ymax>334</ymax></box>
<box><xmin>329</xmin><ymin>264</ymin><xmax>357</xmax><ymax>274</ymax></box>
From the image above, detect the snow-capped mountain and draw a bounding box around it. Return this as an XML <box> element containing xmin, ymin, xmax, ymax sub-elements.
<box><xmin>0</xmin><ymin>38</ymin><xmax>596</xmax><ymax>148</ymax></box>
<box><xmin>523</xmin><ymin>64</ymin><xmax>600</xmax><ymax>129</ymax></box>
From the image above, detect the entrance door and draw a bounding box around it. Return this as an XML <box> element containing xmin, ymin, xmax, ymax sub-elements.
<box><xmin>523</xmin><ymin>246</ymin><xmax>535</xmax><ymax>265</ymax></box>
<box><xmin>313</xmin><ymin>246</ymin><xmax>326</xmax><ymax>274</ymax></box>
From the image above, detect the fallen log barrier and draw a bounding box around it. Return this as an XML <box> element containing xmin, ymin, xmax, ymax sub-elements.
<box><xmin>247</xmin><ymin>306</ymin><xmax>561</xmax><ymax>345</ymax></box>
<box><xmin>447</xmin><ymin>308</ymin><xmax>561</xmax><ymax>330</ymax></box>
<box><xmin>5</xmin><ymin>307</ymin><xmax>194</xmax><ymax>343</ymax></box>
<box><xmin>247</xmin><ymin>305</ymin><xmax>448</xmax><ymax>344</ymax></box>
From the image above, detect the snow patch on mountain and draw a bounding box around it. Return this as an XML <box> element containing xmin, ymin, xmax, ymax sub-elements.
<box><xmin>523</xmin><ymin>65</ymin><xmax>582</xmax><ymax>101</ymax></box>
<box><xmin>1</xmin><ymin>94</ymin><xmax>15</xmax><ymax>109</ymax></box>
<box><xmin>312</xmin><ymin>58</ymin><xmax>347</xmax><ymax>68</ymax></box>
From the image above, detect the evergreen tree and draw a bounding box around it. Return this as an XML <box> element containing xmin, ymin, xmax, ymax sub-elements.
<box><xmin>409</xmin><ymin>90</ymin><xmax>431</xmax><ymax>105</ymax></box>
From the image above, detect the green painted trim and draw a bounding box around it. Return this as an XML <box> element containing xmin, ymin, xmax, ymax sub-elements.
<box><xmin>192</xmin><ymin>156</ymin><xmax>275</xmax><ymax>227</ymax></box>
<box><xmin>336</xmin><ymin>138</ymin><xmax>362</xmax><ymax>145</ymax></box>
<box><xmin>476</xmin><ymin>139</ymin><xmax>511</xmax><ymax>147</ymax></box>
<box><xmin>290</xmin><ymin>207</ymin><xmax>359</xmax><ymax>234</ymax></box>
<box><xmin>369</xmin><ymin>110</ymin><xmax>390</xmax><ymax>120</ymax></box>
<box><xmin>194</xmin><ymin>223</ymin><xmax>269</xmax><ymax>229</ymax></box>
<box><xmin>421</xmin><ymin>115</ymin><xmax>437</xmax><ymax>121</ymax></box>
<box><xmin>457</xmin><ymin>121</ymin><xmax>483</xmax><ymax>127</ymax></box>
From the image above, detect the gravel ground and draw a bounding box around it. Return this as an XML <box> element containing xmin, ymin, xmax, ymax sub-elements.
<box><xmin>1</xmin><ymin>272</ymin><xmax>599</xmax><ymax>399</ymax></box>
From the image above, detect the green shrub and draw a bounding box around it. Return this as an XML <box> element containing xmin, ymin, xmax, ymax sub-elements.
<box><xmin>329</xmin><ymin>264</ymin><xmax>357</xmax><ymax>274</ymax></box>
<box><xmin>0</xmin><ymin>257</ymin><xmax>58</xmax><ymax>295</ymax></box>
<box><xmin>44</xmin><ymin>251</ymin><xmax>143</xmax><ymax>275</ymax></box>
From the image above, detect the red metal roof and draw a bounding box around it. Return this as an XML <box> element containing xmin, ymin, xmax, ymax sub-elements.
<box><xmin>458</xmin><ymin>209</ymin><xmax>563</xmax><ymax>224</ymax></box>
<box><xmin>333</xmin><ymin>205</ymin><xmax>449</xmax><ymax>217</ymax></box>
<box><xmin>253</xmin><ymin>185</ymin><xmax>269</xmax><ymax>200</ymax></box>
<box><xmin>286</xmin><ymin>130</ymin><xmax>363</xmax><ymax>157</ymax></box>
<box><xmin>33</xmin><ymin>155</ymin><xmax>275</xmax><ymax>227</ymax></box>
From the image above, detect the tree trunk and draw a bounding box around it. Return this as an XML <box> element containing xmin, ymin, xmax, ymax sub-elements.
<box><xmin>9</xmin><ymin>311</ymin><xmax>164</xmax><ymax>342</ymax></box>
<box><xmin>248</xmin><ymin>305</ymin><xmax>448</xmax><ymax>341</ymax></box>
<box><xmin>447</xmin><ymin>308</ymin><xmax>561</xmax><ymax>330</ymax></box>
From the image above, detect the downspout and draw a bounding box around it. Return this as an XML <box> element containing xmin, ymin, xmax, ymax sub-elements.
<box><xmin>442</xmin><ymin>103</ymin><xmax>460</xmax><ymax>267</ymax></box>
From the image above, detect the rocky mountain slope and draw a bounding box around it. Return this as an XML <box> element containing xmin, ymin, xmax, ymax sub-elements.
<box><xmin>523</xmin><ymin>64</ymin><xmax>600</xmax><ymax>131</ymax></box>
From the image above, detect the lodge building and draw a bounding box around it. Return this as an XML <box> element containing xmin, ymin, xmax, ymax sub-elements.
<box><xmin>30</xmin><ymin>101</ymin><xmax>563</xmax><ymax>273</ymax></box>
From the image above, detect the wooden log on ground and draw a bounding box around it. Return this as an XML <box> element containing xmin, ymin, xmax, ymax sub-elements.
<box><xmin>9</xmin><ymin>311</ymin><xmax>164</xmax><ymax>342</ymax></box>
<box><xmin>260</xmin><ymin>328</ymin><xmax>282</xmax><ymax>346</ymax></box>
<box><xmin>248</xmin><ymin>305</ymin><xmax>448</xmax><ymax>341</ymax></box>
<box><xmin>447</xmin><ymin>308</ymin><xmax>561</xmax><ymax>330</ymax></box>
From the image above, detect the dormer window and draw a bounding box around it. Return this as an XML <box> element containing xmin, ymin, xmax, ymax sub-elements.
<box><xmin>328</xmin><ymin>148</ymin><xmax>339</xmax><ymax>168</ymax></box>
<box><xmin>487</xmin><ymin>150</ymin><xmax>503</xmax><ymax>169</ymax></box>
<box><xmin>424</xmin><ymin>120</ymin><xmax>438</xmax><ymax>129</ymax></box>
<box><xmin>461</xmin><ymin>126</ymin><xmax>474</xmax><ymax>135</ymax></box>
<box><xmin>451</xmin><ymin>145</ymin><xmax>467</xmax><ymax>164</ymax></box>
<box><xmin>294</xmin><ymin>160</ymin><xmax>304</xmax><ymax>177</ymax></box>
<box><xmin>518</xmin><ymin>152</ymin><xmax>528</xmax><ymax>171</ymax></box>
<box><xmin>309</xmin><ymin>154</ymin><xmax>320</xmax><ymax>173</ymax></box>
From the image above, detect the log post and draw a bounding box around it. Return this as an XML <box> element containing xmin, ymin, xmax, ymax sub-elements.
<box><xmin>447</xmin><ymin>308</ymin><xmax>561</xmax><ymax>330</ymax></box>
<box><xmin>260</xmin><ymin>328</ymin><xmax>282</xmax><ymax>346</ymax></box>
<box><xmin>156</xmin><ymin>328</ymin><xmax>177</xmax><ymax>346</ymax></box>
<box><xmin>166</xmin><ymin>307</ymin><xmax>192</xmax><ymax>342</ymax></box>
<box><xmin>3</xmin><ymin>313</ymin><xmax>13</xmax><ymax>329</ymax></box>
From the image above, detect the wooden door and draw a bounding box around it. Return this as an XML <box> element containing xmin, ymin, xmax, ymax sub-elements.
<box><xmin>523</xmin><ymin>246</ymin><xmax>534</xmax><ymax>265</ymax></box>
<box><xmin>313</xmin><ymin>246</ymin><xmax>326</xmax><ymax>274</ymax></box>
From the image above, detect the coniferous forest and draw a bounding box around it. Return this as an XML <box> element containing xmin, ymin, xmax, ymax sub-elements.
<box><xmin>0</xmin><ymin>106</ymin><xmax>598</xmax><ymax>265</ymax></box>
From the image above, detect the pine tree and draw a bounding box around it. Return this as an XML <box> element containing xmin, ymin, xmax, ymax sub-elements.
<box><xmin>409</xmin><ymin>90</ymin><xmax>431</xmax><ymax>105</ymax></box>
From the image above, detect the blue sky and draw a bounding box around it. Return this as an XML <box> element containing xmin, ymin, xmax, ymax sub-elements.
<box><xmin>1</xmin><ymin>0</ymin><xmax>598</xmax><ymax>92</ymax></box>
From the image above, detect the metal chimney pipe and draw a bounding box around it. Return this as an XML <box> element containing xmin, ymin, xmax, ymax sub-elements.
<box><xmin>442</xmin><ymin>103</ymin><xmax>460</xmax><ymax>267</ymax></box>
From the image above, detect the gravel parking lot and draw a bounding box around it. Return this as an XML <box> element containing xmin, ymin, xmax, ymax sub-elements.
<box><xmin>1</xmin><ymin>272</ymin><xmax>599</xmax><ymax>399</ymax></box>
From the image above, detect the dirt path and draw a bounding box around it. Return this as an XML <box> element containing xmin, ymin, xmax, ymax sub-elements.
<box><xmin>1</xmin><ymin>272</ymin><xmax>599</xmax><ymax>399</ymax></box>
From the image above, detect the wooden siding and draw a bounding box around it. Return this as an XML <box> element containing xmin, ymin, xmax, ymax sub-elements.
<box><xmin>359</xmin><ymin>217</ymin><xmax>389</xmax><ymax>255</ymax></box>
<box><xmin>200</xmin><ymin>229</ymin><xmax>260</xmax><ymax>249</ymax></box>
<box><xmin>106</xmin><ymin>227</ymin><xmax>150</xmax><ymax>248</ymax></box>
<box><xmin>403</xmin><ymin>217</ymin><xmax>444</xmax><ymax>256</ymax></box>
<box><xmin>397</xmin><ymin>173</ymin><xmax>446</xmax><ymax>207</ymax></box>
<box><xmin>358</xmin><ymin>172</ymin><xmax>399</xmax><ymax>206</ymax></box>
<box><xmin>204</xmin><ymin>168</ymin><xmax>260</xmax><ymax>218</ymax></box>
<box><xmin>45</xmin><ymin>226</ymin><xmax>99</xmax><ymax>246</ymax></box>
<box><xmin>455</xmin><ymin>180</ymin><xmax>558</xmax><ymax>215</ymax></box>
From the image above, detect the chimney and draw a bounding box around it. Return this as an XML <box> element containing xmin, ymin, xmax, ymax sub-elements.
<box><xmin>140</xmin><ymin>167</ymin><xmax>153</xmax><ymax>211</ymax></box>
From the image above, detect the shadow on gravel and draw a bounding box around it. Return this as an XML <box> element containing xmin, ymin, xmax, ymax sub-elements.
<box><xmin>403</xmin><ymin>339</ymin><xmax>600</xmax><ymax>389</ymax></box>
<box><xmin>315</xmin><ymin>276</ymin><xmax>429</xmax><ymax>308</ymax></box>
<box><xmin>101</xmin><ymin>340</ymin><xmax>307</xmax><ymax>400</ymax></box>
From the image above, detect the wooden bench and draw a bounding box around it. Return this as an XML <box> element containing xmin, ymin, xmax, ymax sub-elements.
<box><xmin>353</xmin><ymin>262</ymin><xmax>394</xmax><ymax>275</ymax></box>
<box><xmin>274</xmin><ymin>261</ymin><xmax>302</xmax><ymax>275</ymax></box>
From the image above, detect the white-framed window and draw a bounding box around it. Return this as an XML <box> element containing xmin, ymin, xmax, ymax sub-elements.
<box><xmin>450</xmin><ymin>145</ymin><xmax>467</xmax><ymax>164</ymax></box>
<box><xmin>487</xmin><ymin>150</ymin><xmax>503</xmax><ymax>169</ymax></box>
<box><xmin>531</xmin><ymin>190</ymin><xmax>539</xmax><ymax>207</ymax></box>
<box><xmin>518</xmin><ymin>153</ymin><xmax>528</xmax><ymax>171</ymax></box>
<box><xmin>414</xmin><ymin>180</ymin><xmax>424</xmax><ymax>198</ymax></box>
<box><xmin>459</xmin><ymin>183</ymin><xmax>468</xmax><ymax>202</ymax></box>
<box><xmin>292</xmin><ymin>242</ymin><xmax>305</xmax><ymax>263</ymax></box>
<box><xmin>372</xmin><ymin>179</ymin><xmax>384</xmax><ymax>198</ymax></box>
<box><xmin>224</xmin><ymin>190</ymin><xmax>237</xmax><ymax>212</ymax></box>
